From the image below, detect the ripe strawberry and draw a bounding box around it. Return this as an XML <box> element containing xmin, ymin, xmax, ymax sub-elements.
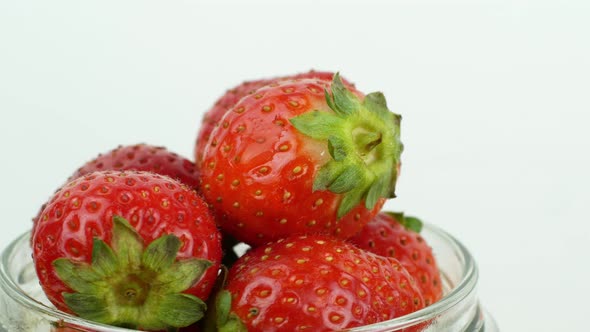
<box><xmin>32</xmin><ymin>171</ymin><xmax>222</xmax><ymax>331</ymax></box>
<box><xmin>207</xmin><ymin>235</ymin><xmax>424</xmax><ymax>332</ymax></box>
<box><xmin>31</xmin><ymin>144</ymin><xmax>199</xmax><ymax>247</ymax></box>
<box><xmin>349</xmin><ymin>212</ymin><xmax>443</xmax><ymax>305</ymax></box>
<box><xmin>70</xmin><ymin>143</ymin><xmax>200</xmax><ymax>189</ymax></box>
<box><xmin>195</xmin><ymin>78</ymin><xmax>269</xmax><ymax>166</ymax></box>
<box><xmin>194</xmin><ymin>70</ymin><xmax>354</xmax><ymax>165</ymax></box>
<box><xmin>200</xmin><ymin>74</ymin><xmax>403</xmax><ymax>246</ymax></box>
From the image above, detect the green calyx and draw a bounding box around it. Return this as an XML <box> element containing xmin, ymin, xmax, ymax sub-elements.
<box><xmin>53</xmin><ymin>216</ymin><xmax>212</xmax><ymax>331</ymax></box>
<box><xmin>202</xmin><ymin>267</ymin><xmax>247</xmax><ymax>332</ymax></box>
<box><xmin>387</xmin><ymin>211</ymin><xmax>423</xmax><ymax>233</ymax></box>
<box><xmin>290</xmin><ymin>73</ymin><xmax>403</xmax><ymax>218</ymax></box>
<box><xmin>203</xmin><ymin>290</ymin><xmax>247</xmax><ymax>332</ymax></box>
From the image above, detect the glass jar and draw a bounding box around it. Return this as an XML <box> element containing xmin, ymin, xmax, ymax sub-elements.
<box><xmin>0</xmin><ymin>224</ymin><xmax>498</xmax><ymax>332</ymax></box>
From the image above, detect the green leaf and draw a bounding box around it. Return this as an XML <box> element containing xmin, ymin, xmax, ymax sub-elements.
<box><xmin>289</xmin><ymin>110</ymin><xmax>343</xmax><ymax>140</ymax></box>
<box><xmin>363</xmin><ymin>92</ymin><xmax>391</xmax><ymax>120</ymax></box>
<box><xmin>216</xmin><ymin>290</ymin><xmax>232</xmax><ymax>328</ymax></box>
<box><xmin>219</xmin><ymin>314</ymin><xmax>248</xmax><ymax>332</ymax></box>
<box><xmin>330</xmin><ymin>73</ymin><xmax>359</xmax><ymax>116</ymax></box>
<box><xmin>157</xmin><ymin>258</ymin><xmax>212</xmax><ymax>293</ymax></box>
<box><xmin>365</xmin><ymin>177</ymin><xmax>385</xmax><ymax>210</ymax></box>
<box><xmin>394</xmin><ymin>112</ymin><xmax>402</xmax><ymax>126</ymax></box>
<box><xmin>53</xmin><ymin>259</ymin><xmax>102</xmax><ymax>293</ymax></box>
<box><xmin>327</xmin><ymin>135</ymin><xmax>348</xmax><ymax>161</ymax></box>
<box><xmin>364</xmin><ymin>91</ymin><xmax>387</xmax><ymax>108</ymax></box>
<box><xmin>142</xmin><ymin>234</ymin><xmax>182</xmax><ymax>273</ymax></box>
<box><xmin>385</xmin><ymin>212</ymin><xmax>423</xmax><ymax>233</ymax></box>
<box><xmin>400</xmin><ymin>216</ymin><xmax>423</xmax><ymax>233</ymax></box>
<box><xmin>91</xmin><ymin>238</ymin><xmax>118</xmax><ymax>277</ymax></box>
<box><xmin>387</xmin><ymin>211</ymin><xmax>405</xmax><ymax>222</ymax></box>
<box><xmin>63</xmin><ymin>293</ymin><xmax>111</xmax><ymax>323</ymax></box>
<box><xmin>111</xmin><ymin>216</ymin><xmax>144</xmax><ymax>269</ymax></box>
<box><xmin>328</xmin><ymin>165</ymin><xmax>363</xmax><ymax>194</ymax></box>
<box><xmin>156</xmin><ymin>293</ymin><xmax>207</xmax><ymax>328</ymax></box>
<box><xmin>213</xmin><ymin>290</ymin><xmax>248</xmax><ymax>332</ymax></box>
<box><xmin>387</xmin><ymin>179</ymin><xmax>398</xmax><ymax>198</ymax></box>
<box><xmin>324</xmin><ymin>88</ymin><xmax>337</xmax><ymax>113</ymax></box>
<box><xmin>202</xmin><ymin>267</ymin><xmax>229</xmax><ymax>332</ymax></box>
<box><xmin>337</xmin><ymin>189</ymin><xmax>365</xmax><ymax>218</ymax></box>
<box><xmin>312</xmin><ymin>161</ymin><xmax>343</xmax><ymax>192</ymax></box>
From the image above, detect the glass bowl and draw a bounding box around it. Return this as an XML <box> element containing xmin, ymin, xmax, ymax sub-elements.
<box><xmin>0</xmin><ymin>224</ymin><xmax>498</xmax><ymax>331</ymax></box>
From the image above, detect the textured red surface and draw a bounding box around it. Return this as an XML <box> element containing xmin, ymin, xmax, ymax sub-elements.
<box><xmin>224</xmin><ymin>235</ymin><xmax>425</xmax><ymax>331</ymax></box>
<box><xmin>199</xmin><ymin>78</ymin><xmax>381</xmax><ymax>246</ymax></box>
<box><xmin>32</xmin><ymin>171</ymin><xmax>222</xmax><ymax>313</ymax></box>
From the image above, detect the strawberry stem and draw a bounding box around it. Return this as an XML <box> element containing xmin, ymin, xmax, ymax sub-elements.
<box><xmin>290</xmin><ymin>73</ymin><xmax>403</xmax><ymax>218</ymax></box>
<box><xmin>53</xmin><ymin>216</ymin><xmax>211</xmax><ymax>331</ymax></box>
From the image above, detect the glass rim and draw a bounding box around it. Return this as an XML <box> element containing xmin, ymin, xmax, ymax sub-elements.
<box><xmin>0</xmin><ymin>223</ymin><xmax>478</xmax><ymax>331</ymax></box>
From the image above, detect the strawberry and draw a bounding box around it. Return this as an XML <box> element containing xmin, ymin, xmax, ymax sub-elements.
<box><xmin>31</xmin><ymin>171</ymin><xmax>222</xmax><ymax>331</ymax></box>
<box><xmin>31</xmin><ymin>144</ymin><xmax>200</xmax><ymax>246</ymax></box>
<box><xmin>349</xmin><ymin>212</ymin><xmax>443</xmax><ymax>305</ymax></box>
<box><xmin>200</xmin><ymin>74</ymin><xmax>403</xmax><ymax>246</ymax></box>
<box><xmin>194</xmin><ymin>70</ymin><xmax>354</xmax><ymax>165</ymax></box>
<box><xmin>195</xmin><ymin>78</ymin><xmax>269</xmax><ymax>166</ymax></box>
<box><xmin>69</xmin><ymin>143</ymin><xmax>200</xmax><ymax>189</ymax></box>
<box><xmin>207</xmin><ymin>235</ymin><xmax>424</xmax><ymax>332</ymax></box>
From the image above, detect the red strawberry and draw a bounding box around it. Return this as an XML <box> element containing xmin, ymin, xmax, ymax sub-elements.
<box><xmin>194</xmin><ymin>70</ymin><xmax>354</xmax><ymax>165</ymax></box>
<box><xmin>195</xmin><ymin>78</ymin><xmax>269</xmax><ymax>166</ymax></box>
<box><xmin>349</xmin><ymin>212</ymin><xmax>443</xmax><ymax>306</ymax></box>
<box><xmin>31</xmin><ymin>144</ymin><xmax>199</xmax><ymax>246</ymax></box>
<box><xmin>200</xmin><ymin>74</ymin><xmax>403</xmax><ymax>246</ymax></box>
<box><xmin>70</xmin><ymin>143</ymin><xmax>200</xmax><ymax>189</ymax></box>
<box><xmin>32</xmin><ymin>171</ymin><xmax>222</xmax><ymax>331</ymax></box>
<box><xmin>207</xmin><ymin>235</ymin><xmax>424</xmax><ymax>332</ymax></box>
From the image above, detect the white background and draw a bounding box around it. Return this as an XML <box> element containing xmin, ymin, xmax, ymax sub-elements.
<box><xmin>1</xmin><ymin>1</ymin><xmax>589</xmax><ymax>331</ymax></box>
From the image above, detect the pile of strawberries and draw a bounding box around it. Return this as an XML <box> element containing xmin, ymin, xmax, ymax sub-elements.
<box><xmin>31</xmin><ymin>71</ymin><xmax>443</xmax><ymax>332</ymax></box>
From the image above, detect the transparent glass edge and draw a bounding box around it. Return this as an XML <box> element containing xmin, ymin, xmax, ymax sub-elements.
<box><xmin>1</xmin><ymin>223</ymin><xmax>482</xmax><ymax>332</ymax></box>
